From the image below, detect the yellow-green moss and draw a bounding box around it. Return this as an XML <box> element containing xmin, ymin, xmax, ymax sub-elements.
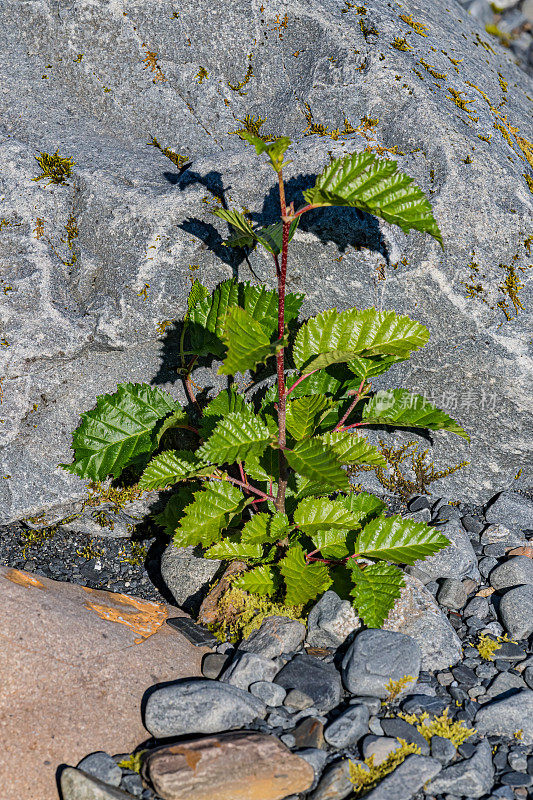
<box><xmin>76</xmin><ymin>539</ymin><xmax>104</xmax><ymax>560</ymax></box>
<box><xmin>147</xmin><ymin>137</ymin><xmax>188</xmax><ymax>169</ymax></box>
<box><xmin>399</xmin><ymin>13</ymin><xmax>429</xmax><ymax>37</ymax></box>
<box><xmin>119</xmin><ymin>541</ymin><xmax>148</xmax><ymax>566</ymax></box>
<box><xmin>383</xmin><ymin>675</ymin><xmax>415</xmax><ymax>703</ymax></box>
<box><xmin>348</xmin><ymin>440</ymin><xmax>468</xmax><ymax>500</ymax></box>
<box><xmin>419</xmin><ymin>59</ymin><xmax>447</xmax><ymax>81</ymax></box>
<box><xmin>208</xmin><ymin>586</ymin><xmax>304</xmax><ymax>643</ymax></box>
<box><xmin>477</xmin><ymin>632</ymin><xmax>517</xmax><ymax>660</ymax></box>
<box><xmin>230</xmin><ymin>114</ymin><xmax>276</xmax><ymax>141</ymax></box>
<box><xmin>228</xmin><ymin>53</ymin><xmax>254</xmax><ymax>94</ymax></box>
<box><xmin>350</xmin><ymin>739</ymin><xmax>421</xmax><ymax>797</ymax></box>
<box><xmin>117</xmin><ymin>751</ymin><xmax>146</xmax><ymax>773</ymax></box>
<box><xmin>399</xmin><ymin>708</ymin><xmax>476</xmax><ymax>747</ymax></box>
<box><xmin>32</xmin><ymin>150</ymin><xmax>75</xmax><ymax>186</ymax></box>
<box><xmin>391</xmin><ymin>37</ymin><xmax>412</xmax><ymax>52</ymax></box>
<box><xmin>195</xmin><ymin>66</ymin><xmax>208</xmax><ymax>84</ymax></box>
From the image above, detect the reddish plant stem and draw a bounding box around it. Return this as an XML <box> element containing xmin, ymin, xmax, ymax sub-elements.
<box><xmin>214</xmin><ymin>474</ymin><xmax>275</xmax><ymax>502</ymax></box>
<box><xmin>334</xmin><ymin>379</ymin><xmax>366</xmax><ymax>432</ymax></box>
<box><xmin>184</xmin><ymin>356</ymin><xmax>201</xmax><ymax>412</ymax></box>
<box><xmin>275</xmin><ymin>169</ymin><xmax>290</xmax><ymax>515</ymax></box>
<box><xmin>284</xmin><ymin>203</ymin><xmax>320</xmax><ymax>222</ymax></box>
<box><xmin>338</xmin><ymin>421</ymin><xmax>370</xmax><ymax>432</ymax></box>
<box><xmin>285</xmin><ymin>368</ymin><xmax>320</xmax><ymax>397</ymax></box>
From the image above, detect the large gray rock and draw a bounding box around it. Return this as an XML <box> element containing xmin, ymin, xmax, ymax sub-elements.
<box><xmin>413</xmin><ymin>521</ymin><xmax>480</xmax><ymax>581</ymax></box>
<box><xmin>0</xmin><ymin>0</ymin><xmax>532</xmax><ymax>525</ymax></box>
<box><xmin>143</xmin><ymin>679</ymin><xmax>267</xmax><ymax>738</ymax></box>
<box><xmin>427</xmin><ymin>740</ymin><xmax>494</xmax><ymax>798</ymax></box>
<box><xmin>383</xmin><ymin>574</ymin><xmax>462</xmax><ymax>669</ymax></box>
<box><xmin>475</xmin><ymin>688</ymin><xmax>533</xmax><ymax>743</ymax></box>
<box><xmin>490</xmin><ymin>556</ymin><xmax>533</xmax><ymax>589</ymax></box>
<box><xmin>498</xmin><ymin>584</ymin><xmax>533</xmax><ymax>639</ymax></box>
<box><xmin>160</xmin><ymin>543</ymin><xmax>222</xmax><ymax>614</ymax></box>
<box><xmin>341</xmin><ymin>629</ymin><xmax>421</xmax><ymax>698</ymax></box>
<box><xmin>485</xmin><ymin>492</ymin><xmax>533</xmax><ymax>529</ymax></box>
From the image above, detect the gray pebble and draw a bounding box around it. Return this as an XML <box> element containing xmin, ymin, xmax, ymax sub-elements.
<box><xmin>485</xmin><ymin>492</ymin><xmax>533</xmax><ymax>530</ymax></box>
<box><xmin>144</xmin><ymin>679</ymin><xmax>266</xmax><ymax>738</ymax></box>
<box><xmin>490</xmin><ymin>557</ymin><xmax>533</xmax><ymax>590</ymax></box>
<box><xmin>324</xmin><ymin>704</ymin><xmax>370</xmax><ymax>748</ymax></box>
<box><xmin>437</xmin><ymin>578</ymin><xmax>468</xmax><ymax>610</ymax></box>
<box><xmin>249</xmin><ymin>680</ymin><xmax>286</xmax><ymax>706</ymax></box>
<box><xmin>219</xmin><ymin>651</ymin><xmax>278</xmax><ymax>690</ymax></box>
<box><xmin>342</xmin><ymin>630</ymin><xmax>420</xmax><ymax>698</ymax></box>
<box><xmin>240</xmin><ymin>616</ymin><xmax>306</xmax><ymax>659</ymax></box>
<box><xmin>499</xmin><ymin>585</ymin><xmax>533</xmax><ymax>639</ymax></box>
<box><xmin>431</xmin><ymin>735</ymin><xmax>457</xmax><ymax>765</ymax></box>
<box><xmin>76</xmin><ymin>752</ymin><xmax>122</xmax><ymax>787</ymax></box>
<box><xmin>284</xmin><ymin>688</ymin><xmax>315</xmax><ymax>710</ymax></box>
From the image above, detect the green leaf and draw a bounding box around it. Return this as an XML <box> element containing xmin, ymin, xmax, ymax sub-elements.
<box><xmin>347</xmin><ymin>354</ymin><xmax>407</xmax><ymax>381</ymax></box>
<box><xmin>189</xmin><ymin>279</ymin><xmax>240</xmax><ymax>357</ymax></box>
<box><xmin>139</xmin><ymin>450</ymin><xmax>209</xmax><ymax>490</ymax></box>
<box><xmin>219</xmin><ymin>306</ymin><xmax>287</xmax><ymax>375</ymax></box>
<box><xmin>204</xmin><ymin>534</ymin><xmax>263</xmax><ymax>560</ymax></box>
<box><xmin>198</xmin><ymin>408</ymin><xmax>273</xmax><ymax>466</ymax></box>
<box><xmin>310</xmin><ymin>529</ymin><xmax>354</xmax><ymax>560</ymax></box>
<box><xmin>233</xmin><ymin>564</ymin><xmax>278</xmax><ymax>596</ymax></box>
<box><xmin>280</xmin><ymin>543</ymin><xmax>332</xmax><ymax>605</ymax></box>
<box><xmin>319</xmin><ymin>431</ymin><xmax>387</xmax><ymax>467</ymax></box>
<box><xmin>241</xmin><ymin>512</ymin><xmax>290</xmax><ymax>543</ymax></box>
<box><xmin>294</xmin><ymin>497</ymin><xmax>363</xmax><ymax>533</ymax></box>
<box><xmin>303</xmin><ymin>149</ymin><xmax>443</xmax><ymax>246</ymax></box>
<box><xmin>285</xmin><ymin>395</ymin><xmax>330</xmax><ymax>441</ymax></box>
<box><xmin>254</xmin><ymin>217</ymin><xmax>300</xmax><ymax>256</ymax></box>
<box><xmin>349</xmin><ymin>562</ymin><xmax>405</xmax><ymax>628</ymax></box>
<box><xmin>362</xmin><ymin>389</ymin><xmax>470</xmax><ymax>440</ymax></box>
<box><xmin>60</xmin><ymin>383</ymin><xmax>179</xmax><ymax>481</ymax></box>
<box><xmin>286</xmin><ymin>438</ymin><xmax>350</xmax><ymax>492</ymax></box>
<box><xmin>338</xmin><ymin>492</ymin><xmax>387</xmax><ymax>525</ymax></box>
<box><xmin>293</xmin><ymin>307</ymin><xmax>429</xmax><ymax>373</ymax></box>
<box><xmin>173</xmin><ymin>481</ymin><xmax>249</xmax><ymax>548</ymax></box>
<box><xmin>244</xmin><ymin>448</ymin><xmax>280</xmax><ymax>483</ymax></box>
<box><xmin>154</xmin><ymin>487</ymin><xmax>195</xmax><ymax>536</ymax></box>
<box><xmin>259</xmin><ymin>366</ymin><xmax>361</xmax><ymax>409</ymax></box>
<box><xmin>199</xmin><ymin>387</ymin><xmax>251</xmax><ymax>439</ymax></box>
<box><xmin>156</xmin><ymin>407</ymin><xmax>190</xmax><ymax>445</ymax></box>
<box><xmin>357</xmin><ymin>514</ymin><xmax>450</xmax><ymax>564</ymax></box>
<box><xmin>242</xmin><ymin>283</ymin><xmax>303</xmax><ymax>333</ymax></box>
<box><xmin>239</xmin><ymin>132</ymin><xmax>292</xmax><ymax>171</ymax></box>
<box><xmin>186</xmin><ymin>279</ymin><xmax>210</xmax><ymax>315</ymax></box>
<box><xmin>212</xmin><ymin>208</ymin><xmax>256</xmax><ymax>248</ymax></box>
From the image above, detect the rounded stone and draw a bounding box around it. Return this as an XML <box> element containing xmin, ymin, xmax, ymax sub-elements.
<box><xmin>76</xmin><ymin>751</ymin><xmax>122</xmax><ymax>787</ymax></box>
<box><xmin>143</xmin><ymin>679</ymin><xmax>267</xmax><ymax>738</ymax></box>
<box><xmin>341</xmin><ymin>629</ymin><xmax>421</xmax><ymax>698</ymax></box>
<box><xmin>323</xmin><ymin>704</ymin><xmax>370</xmax><ymax>748</ymax></box>
<box><xmin>490</xmin><ymin>557</ymin><xmax>533</xmax><ymax>590</ymax></box>
<box><xmin>499</xmin><ymin>585</ymin><xmax>533</xmax><ymax>639</ymax></box>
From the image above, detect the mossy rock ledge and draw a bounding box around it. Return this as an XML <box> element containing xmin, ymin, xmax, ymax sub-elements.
<box><xmin>0</xmin><ymin>0</ymin><xmax>531</xmax><ymax>523</ymax></box>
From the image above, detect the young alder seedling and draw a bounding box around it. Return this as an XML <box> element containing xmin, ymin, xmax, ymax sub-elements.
<box><xmin>62</xmin><ymin>133</ymin><xmax>469</xmax><ymax>627</ymax></box>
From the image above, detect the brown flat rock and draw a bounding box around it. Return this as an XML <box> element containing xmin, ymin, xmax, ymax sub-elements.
<box><xmin>144</xmin><ymin>731</ymin><xmax>315</xmax><ymax>800</ymax></box>
<box><xmin>0</xmin><ymin>567</ymin><xmax>206</xmax><ymax>800</ymax></box>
